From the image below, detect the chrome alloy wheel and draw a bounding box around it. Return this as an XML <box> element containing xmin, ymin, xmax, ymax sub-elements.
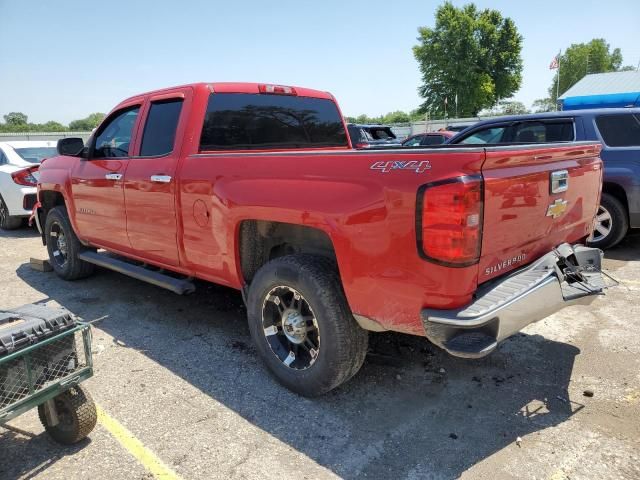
<box><xmin>49</xmin><ymin>222</ymin><xmax>68</xmax><ymax>267</ymax></box>
<box><xmin>588</xmin><ymin>205</ymin><xmax>613</xmax><ymax>243</ymax></box>
<box><xmin>261</xmin><ymin>286</ymin><xmax>320</xmax><ymax>370</ymax></box>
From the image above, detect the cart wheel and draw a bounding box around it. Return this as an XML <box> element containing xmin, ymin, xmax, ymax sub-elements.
<box><xmin>38</xmin><ymin>385</ymin><xmax>97</xmax><ymax>445</ymax></box>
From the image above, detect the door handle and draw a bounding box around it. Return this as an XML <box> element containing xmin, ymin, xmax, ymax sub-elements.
<box><xmin>150</xmin><ymin>175</ymin><xmax>172</xmax><ymax>183</ymax></box>
<box><xmin>105</xmin><ymin>173</ymin><xmax>122</xmax><ymax>180</ymax></box>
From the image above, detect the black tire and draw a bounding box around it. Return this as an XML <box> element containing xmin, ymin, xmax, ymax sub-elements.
<box><xmin>38</xmin><ymin>385</ymin><xmax>97</xmax><ymax>445</ymax></box>
<box><xmin>247</xmin><ymin>255</ymin><xmax>368</xmax><ymax>397</ymax></box>
<box><xmin>44</xmin><ymin>206</ymin><xmax>95</xmax><ymax>280</ymax></box>
<box><xmin>0</xmin><ymin>194</ymin><xmax>23</xmax><ymax>230</ymax></box>
<box><xmin>587</xmin><ymin>193</ymin><xmax>628</xmax><ymax>249</ymax></box>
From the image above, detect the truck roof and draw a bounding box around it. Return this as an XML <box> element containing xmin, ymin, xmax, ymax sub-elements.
<box><xmin>117</xmin><ymin>82</ymin><xmax>335</xmax><ymax>105</ymax></box>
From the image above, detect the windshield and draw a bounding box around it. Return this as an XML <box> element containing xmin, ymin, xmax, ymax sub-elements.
<box><xmin>14</xmin><ymin>147</ymin><xmax>57</xmax><ymax>163</ymax></box>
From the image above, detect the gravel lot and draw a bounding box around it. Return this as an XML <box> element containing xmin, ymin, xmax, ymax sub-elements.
<box><xmin>1</xmin><ymin>227</ymin><xmax>639</xmax><ymax>480</ymax></box>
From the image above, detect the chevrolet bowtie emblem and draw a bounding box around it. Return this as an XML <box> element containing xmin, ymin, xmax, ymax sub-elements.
<box><xmin>546</xmin><ymin>199</ymin><xmax>568</xmax><ymax>219</ymax></box>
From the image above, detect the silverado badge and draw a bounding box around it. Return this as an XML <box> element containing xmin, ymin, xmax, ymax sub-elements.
<box><xmin>546</xmin><ymin>199</ymin><xmax>568</xmax><ymax>219</ymax></box>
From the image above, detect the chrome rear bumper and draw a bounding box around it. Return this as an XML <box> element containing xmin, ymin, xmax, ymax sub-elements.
<box><xmin>421</xmin><ymin>244</ymin><xmax>605</xmax><ymax>358</ymax></box>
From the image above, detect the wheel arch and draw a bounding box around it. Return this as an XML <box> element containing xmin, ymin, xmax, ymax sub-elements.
<box><xmin>237</xmin><ymin>219</ymin><xmax>338</xmax><ymax>285</ymax></box>
<box><xmin>602</xmin><ymin>182</ymin><xmax>629</xmax><ymax>221</ymax></box>
<box><xmin>39</xmin><ymin>189</ymin><xmax>86</xmax><ymax>245</ymax></box>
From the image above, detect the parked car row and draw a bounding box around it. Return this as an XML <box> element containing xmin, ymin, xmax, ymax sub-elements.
<box><xmin>348</xmin><ymin>109</ymin><xmax>639</xmax><ymax>249</ymax></box>
<box><xmin>5</xmin><ymin>108</ymin><xmax>639</xmax><ymax>251</ymax></box>
<box><xmin>0</xmin><ymin>141</ymin><xmax>56</xmax><ymax>230</ymax></box>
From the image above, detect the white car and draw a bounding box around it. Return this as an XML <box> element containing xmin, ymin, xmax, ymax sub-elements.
<box><xmin>0</xmin><ymin>141</ymin><xmax>57</xmax><ymax>230</ymax></box>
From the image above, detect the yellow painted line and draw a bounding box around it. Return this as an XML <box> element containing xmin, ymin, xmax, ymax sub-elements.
<box><xmin>96</xmin><ymin>404</ymin><xmax>182</xmax><ymax>480</ymax></box>
<box><xmin>620</xmin><ymin>279</ymin><xmax>640</xmax><ymax>286</ymax></box>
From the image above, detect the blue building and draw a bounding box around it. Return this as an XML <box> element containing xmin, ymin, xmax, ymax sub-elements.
<box><xmin>559</xmin><ymin>71</ymin><xmax>640</xmax><ymax>110</ymax></box>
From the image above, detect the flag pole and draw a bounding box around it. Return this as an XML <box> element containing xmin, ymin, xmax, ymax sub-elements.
<box><xmin>555</xmin><ymin>50</ymin><xmax>561</xmax><ymax>111</ymax></box>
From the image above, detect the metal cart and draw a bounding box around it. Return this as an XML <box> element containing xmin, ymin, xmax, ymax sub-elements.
<box><xmin>0</xmin><ymin>307</ymin><xmax>97</xmax><ymax>445</ymax></box>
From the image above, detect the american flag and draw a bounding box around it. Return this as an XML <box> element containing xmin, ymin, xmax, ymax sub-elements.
<box><xmin>549</xmin><ymin>55</ymin><xmax>559</xmax><ymax>70</ymax></box>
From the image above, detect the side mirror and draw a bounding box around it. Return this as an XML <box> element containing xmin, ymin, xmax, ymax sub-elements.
<box><xmin>57</xmin><ymin>137</ymin><xmax>85</xmax><ymax>156</ymax></box>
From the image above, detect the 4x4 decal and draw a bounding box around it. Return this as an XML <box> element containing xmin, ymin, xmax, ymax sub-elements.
<box><xmin>370</xmin><ymin>160</ymin><xmax>432</xmax><ymax>173</ymax></box>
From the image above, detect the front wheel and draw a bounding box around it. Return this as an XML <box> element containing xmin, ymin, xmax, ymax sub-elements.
<box><xmin>247</xmin><ymin>255</ymin><xmax>368</xmax><ymax>397</ymax></box>
<box><xmin>587</xmin><ymin>193</ymin><xmax>628</xmax><ymax>249</ymax></box>
<box><xmin>38</xmin><ymin>385</ymin><xmax>97</xmax><ymax>445</ymax></box>
<box><xmin>44</xmin><ymin>206</ymin><xmax>95</xmax><ymax>280</ymax></box>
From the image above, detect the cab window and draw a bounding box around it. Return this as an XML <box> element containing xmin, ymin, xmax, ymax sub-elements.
<box><xmin>512</xmin><ymin>121</ymin><xmax>574</xmax><ymax>143</ymax></box>
<box><xmin>140</xmin><ymin>99</ymin><xmax>184</xmax><ymax>156</ymax></box>
<box><xmin>403</xmin><ymin>136</ymin><xmax>422</xmax><ymax>146</ymax></box>
<box><xmin>200</xmin><ymin>93</ymin><xmax>348</xmax><ymax>150</ymax></box>
<box><xmin>93</xmin><ymin>107</ymin><xmax>140</xmax><ymax>158</ymax></box>
<box><xmin>595</xmin><ymin>114</ymin><xmax>640</xmax><ymax>147</ymax></box>
<box><xmin>458</xmin><ymin>126</ymin><xmax>508</xmax><ymax>144</ymax></box>
<box><xmin>421</xmin><ymin>134</ymin><xmax>446</xmax><ymax>145</ymax></box>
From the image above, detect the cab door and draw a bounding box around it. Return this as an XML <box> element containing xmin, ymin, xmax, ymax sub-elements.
<box><xmin>123</xmin><ymin>88</ymin><xmax>190</xmax><ymax>267</ymax></box>
<box><xmin>71</xmin><ymin>102</ymin><xmax>142</xmax><ymax>250</ymax></box>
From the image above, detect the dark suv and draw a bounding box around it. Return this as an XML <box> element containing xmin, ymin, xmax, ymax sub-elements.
<box><xmin>448</xmin><ymin>108</ymin><xmax>640</xmax><ymax>249</ymax></box>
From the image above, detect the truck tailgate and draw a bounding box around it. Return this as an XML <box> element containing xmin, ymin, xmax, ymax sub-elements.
<box><xmin>479</xmin><ymin>143</ymin><xmax>603</xmax><ymax>282</ymax></box>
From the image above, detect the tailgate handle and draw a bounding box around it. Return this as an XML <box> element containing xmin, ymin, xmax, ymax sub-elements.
<box><xmin>550</xmin><ymin>170</ymin><xmax>568</xmax><ymax>194</ymax></box>
<box><xmin>150</xmin><ymin>175</ymin><xmax>172</xmax><ymax>183</ymax></box>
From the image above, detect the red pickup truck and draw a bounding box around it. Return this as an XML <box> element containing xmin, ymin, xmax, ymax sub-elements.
<box><xmin>34</xmin><ymin>82</ymin><xmax>606</xmax><ymax>396</ymax></box>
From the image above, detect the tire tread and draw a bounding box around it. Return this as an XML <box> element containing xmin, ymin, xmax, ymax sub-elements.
<box><xmin>248</xmin><ymin>254</ymin><xmax>368</xmax><ymax>396</ymax></box>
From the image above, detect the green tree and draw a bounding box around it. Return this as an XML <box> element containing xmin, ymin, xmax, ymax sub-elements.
<box><xmin>68</xmin><ymin>112</ymin><xmax>105</xmax><ymax>131</ymax></box>
<box><xmin>531</xmin><ymin>98</ymin><xmax>555</xmax><ymax>113</ymax></box>
<box><xmin>4</xmin><ymin>112</ymin><xmax>28</xmax><ymax>126</ymax></box>
<box><xmin>481</xmin><ymin>100</ymin><xmax>529</xmax><ymax>116</ymax></box>
<box><xmin>382</xmin><ymin>111</ymin><xmax>411</xmax><ymax>124</ymax></box>
<box><xmin>413</xmin><ymin>2</ymin><xmax>523</xmax><ymax>117</ymax></box>
<box><xmin>39</xmin><ymin>121</ymin><xmax>68</xmax><ymax>132</ymax></box>
<box><xmin>549</xmin><ymin>39</ymin><xmax>634</xmax><ymax>102</ymax></box>
<box><xmin>499</xmin><ymin>100</ymin><xmax>528</xmax><ymax>115</ymax></box>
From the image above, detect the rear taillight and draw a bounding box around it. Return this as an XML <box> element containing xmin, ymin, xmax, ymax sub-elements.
<box><xmin>417</xmin><ymin>176</ymin><xmax>483</xmax><ymax>266</ymax></box>
<box><xmin>11</xmin><ymin>167</ymin><xmax>39</xmax><ymax>186</ymax></box>
<box><xmin>258</xmin><ymin>84</ymin><xmax>297</xmax><ymax>95</ymax></box>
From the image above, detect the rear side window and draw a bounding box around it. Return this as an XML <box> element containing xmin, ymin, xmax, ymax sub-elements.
<box><xmin>421</xmin><ymin>135</ymin><xmax>445</xmax><ymax>145</ymax></box>
<box><xmin>512</xmin><ymin>121</ymin><xmax>574</xmax><ymax>143</ymax></box>
<box><xmin>347</xmin><ymin>125</ymin><xmax>363</xmax><ymax>143</ymax></box>
<box><xmin>403</xmin><ymin>136</ymin><xmax>422</xmax><ymax>146</ymax></box>
<box><xmin>200</xmin><ymin>93</ymin><xmax>348</xmax><ymax>150</ymax></box>
<box><xmin>458</xmin><ymin>126</ymin><xmax>508</xmax><ymax>144</ymax></box>
<box><xmin>595</xmin><ymin>114</ymin><xmax>640</xmax><ymax>147</ymax></box>
<box><xmin>140</xmin><ymin>99</ymin><xmax>184</xmax><ymax>156</ymax></box>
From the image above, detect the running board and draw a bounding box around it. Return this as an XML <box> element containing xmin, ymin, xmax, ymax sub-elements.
<box><xmin>78</xmin><ymin>251</ymin><xmax>195</xmax><ymax>295</ymax></box>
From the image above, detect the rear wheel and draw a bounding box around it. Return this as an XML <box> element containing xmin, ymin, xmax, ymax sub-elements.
<box><xmin>247</xmin><ymin>255</ymin><xmax>368</xmax><ymax>397</ymax></box>
<box><xmin>587</xmin><ymin>193</ymin><xmax>628</xmax><ymax>249</ymax></box>
<box><xmin>38</xmin><ymin>385</ymin><xmax>97</xmax><ymax>445</ymax></box>
<box><xmin>0</xmin><ymin>194</ymin><xmax>23</xmax><ymax>230</ymax></box>
<box><xmin>44</xmin><ymin>206</ymin><xmax>95</xmax><ymax>280</ymax></box>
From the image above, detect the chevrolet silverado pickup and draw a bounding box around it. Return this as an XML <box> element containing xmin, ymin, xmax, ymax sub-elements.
<box><xmin>34</xmin><ymin>82</ymin><xmax>606</xmax><ymax>396</ymax></box>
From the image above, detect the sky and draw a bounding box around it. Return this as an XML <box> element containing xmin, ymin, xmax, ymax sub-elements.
<box><xmin>1</xmin><ymin>0</ymin><xmax>639</xmax><ymax>123</ymax></box>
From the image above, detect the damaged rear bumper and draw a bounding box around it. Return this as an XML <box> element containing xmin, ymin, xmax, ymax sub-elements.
<box><xmin>421</xmin><ymin>243</ymin><xmax>606</xmax><ymax>358</ymax></box>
